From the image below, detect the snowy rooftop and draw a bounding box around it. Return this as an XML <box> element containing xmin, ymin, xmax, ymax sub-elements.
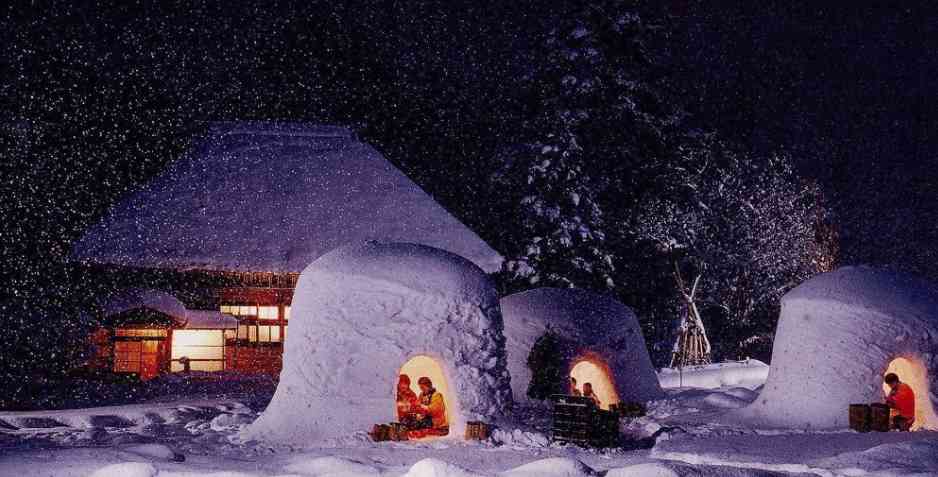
<box><xmin>100</xmin><ymin>288</ymin><xmax>188</xmax><ymax>321</ymax></box>
<box><xmin>182</xmin><ymin>310</ymin><xmax>238</xmax><ymax>330</ymax></box>
<box><xmin>71</xmin><ymin>121</ymin><xmax>502</xmax><ymax>273</ymax></box>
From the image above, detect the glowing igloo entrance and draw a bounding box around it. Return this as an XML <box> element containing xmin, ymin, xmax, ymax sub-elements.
<box><xmin>570</xmin><ymin>356</ymin><xmax>620</xmax><ymax>410</ymax></box>
<box><xmin>883</xmin><ymin>356</ymin><xmax>938</xmax><ymax>430</ymax></box>
<box><xmin>397</xmin><ymin>355</ymin><xmax>456</xmax><ymax>437</ymax></box>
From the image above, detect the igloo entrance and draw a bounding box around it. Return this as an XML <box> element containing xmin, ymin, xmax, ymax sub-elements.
<box><xmin>883</xmin><ymin>356</ymin><xmax>938</xmax><ymax>430</ymax></box>
<box><xmin>396</xmin><ymin>355</ymin><xmax>455</xmax><ymax>438</ymax></box>
<box><xmin>570</xmin><ymin>356</ymin><xmax>620</xmax><ymax>410</ymax></box>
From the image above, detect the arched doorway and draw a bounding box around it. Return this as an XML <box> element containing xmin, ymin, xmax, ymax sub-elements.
<box><xmin>570</xmin><ymin>356</ymin><xmax>620</xmax><ymax>410</ymax></box>
<box><xmin>397</xmin><ymin>355</ymin><xmax>455</xmax><ymax>437</ymax></box>
<box><xmin>882</xmin><ymin>356</ymin><xmax>938</xmax><ymax>430</ymax></box>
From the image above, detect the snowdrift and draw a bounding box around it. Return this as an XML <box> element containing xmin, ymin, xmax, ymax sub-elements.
<box><xmin>736</xmin><ymin>266</ymin><xmax>938</xmax><ymax>430</ymax></box>
<box><xmin>245</xmin><ymin>242</ymin><xmax>513</xmax><ymax>444</ymax></box>
<box><xmin>501</xmin><ymin>288</ymin><xmax>662</xmax><ymax>406</ymax></box>
<box><xmin>658</xmin><ymin>359</ymin><xmax>769</xmax><ymax>390</ymax></box>
<box><xmin>71</xmin><ymin>121</ymin><xmax>502</xmax><ymax>273</ymax></box>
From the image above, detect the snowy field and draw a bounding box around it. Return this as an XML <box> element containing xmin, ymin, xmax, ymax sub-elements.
<box><xmin>2</xmin><ymin>365</ymin><xmax>937</xmax><ymax>477</ymax></box>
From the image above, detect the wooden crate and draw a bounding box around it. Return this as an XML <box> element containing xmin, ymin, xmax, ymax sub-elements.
<box><xmin>870</xmin><ymin>403</ymin><xmax>890</xmax><ymax>432</ymax></box>
<box><xmin>388</xmin><ymin>422</ymin><xmax>409</xmax><ymax>441</ymax></box>
<box><xmin>370</xmin><ymin>424</ymin><xmax>391</xmax><ymax>442</ymax></box>
<box><xmin>551</xmin><ymin>394</ymin><xmax>595</xmax><ymax>446</ymax></box>
<box><xmin>849</xmin><ymin>404</ymin><xmax>871</xmax><ymax>432</ymax></box>
<box><xmin>590</xmin><ymin>409</ymin><xmax>621</xmax><ymax>448</ymax></box>
<box><xmin>465</xmin><ymin>421</ymin><xmax>491</xmax><ymax>440</ymax></box>
<box><xmin>550</xmin><ymin>395</ymin><xmax>621</xmax><ymax>448</ymax></box>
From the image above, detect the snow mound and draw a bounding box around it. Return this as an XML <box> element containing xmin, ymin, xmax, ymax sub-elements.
<box><xmin>605</xmin><ymin>463</ymin><xmax>679</xmax><ymax>477</ymax></box>
<box><xmin>71</xmin><ymin>121</ymin><xmax>502</xmax><ymax>273</ymax></box>
<box><xmin>501</xmin><ymin>288</ymin><xmax>662</xmax><ymax>404</ymax></box>
<box><xmin>246</xmin><ymin>242</ymin><xmax>513</xmax><ymax>444</ymax></box>
<box><xmin>501</xmin><ymin>457</ymin><xmax>597</xmax><ymax>477</ymax></box>
<box><xmin>403</xmin><ymin>458</ymin><xmax>484</xmax><ymax>477</ymax></box>
<box><xmin>209</xmin><ymin>413</ymin><xmax>253</xmax><ymax>432</ymax></box>
<box><xmin>735</xmin><ymin>266</ymin><xmax>938</xmax><ymax>430</ymax></box>
<box><xmin>284</xmin><ymin>455</ymin><xmax>383</xmax><ymax>476</ymax></box>
<box><xmin>700</xmin><ymin>392</ymin><xmax>750</xmax><ymax>409</ymax></box>
<box><xmin>658</xmin><ymin>360</ymin><xmax>769</xmax><ymax>390</ymax></box>
<box><xmin>89</xmin><ymin>462</ymin><xmax>157</xmax><ymax>477</ymax></box>
<box><xmin>100</xmin><ymin>288</ymin><xmax>187</xmax><ymax>322</ymax></box>
<box><xmin>122</xmin><ymin>443</ymin><xmax>185</xmax><ymax>462</ymax></box>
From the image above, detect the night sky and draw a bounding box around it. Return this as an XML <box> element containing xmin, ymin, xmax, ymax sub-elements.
<box><xmin>2</xmin><ymin>1</ymin><xmax>936</xmax><ymax>297</ymax></box>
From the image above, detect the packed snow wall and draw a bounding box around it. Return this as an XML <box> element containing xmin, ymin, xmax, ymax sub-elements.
<box><xmin>245</xmin><ymin>242</ymin><xmax>513</xmax><ymax>444</ymax></box>
<box><xmin>500</xmin><ymin>288</ymin><xmax>663</xmax><ymax>406</ymax></box>
<box><xmin>736</xmin><ymin>266</ymin><xmax>938</xmax><ymax>430</ymax></box>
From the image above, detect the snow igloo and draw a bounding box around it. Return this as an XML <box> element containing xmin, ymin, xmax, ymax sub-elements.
<box><xmin>245</xmin><ymin>242</ymin><xmax>513</xmax><ymax>444</ymax></box>
<box><xmin>737</xmin><ymin>266</ymin><xmax>938</xmax><ymax>430</ymax></box>
<box><xmin>501</xmin><ymin>288</ymin><xmax>662</xmax><ymax>409</ymax></box>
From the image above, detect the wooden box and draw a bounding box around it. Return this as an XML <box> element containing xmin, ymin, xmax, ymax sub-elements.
<box><xmin>849</xmin><ymin>404</ymin><xmax>871</xmax><ymax>432</ymax></box>
<box><xmin>388</xmin><ymin>422</ymin><xmax>409</xmax><ymax>441</ymax></box>
<box><xmin>465</xmin><ymin>421</ymin><xmax>491</xmax><ymax>440</ymax></box>
<box><xmin>370</xmin><ymin>424</ymin><xmax>391</xmax><ymax>442</ymax></box>
<box><xmin>870</xmin><ymin>403</ymin><xmax>890</xmax><ymax>432</ymax></box>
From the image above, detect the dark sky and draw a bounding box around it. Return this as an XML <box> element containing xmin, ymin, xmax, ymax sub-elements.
<box><xmin>2</xmin><ymin>1</ymin><xmax>936</xmax><ymax>281</ymax></box>
<box><xmin>658</xmin><ymin>1</ymin><xmax>937</xmax><ymax>277</ymax></box>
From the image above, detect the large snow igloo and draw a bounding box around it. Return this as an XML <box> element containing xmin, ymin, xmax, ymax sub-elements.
<box><xmin>245</xmin><ymin>242</ymin><xmax>513</xmax><ymax>444</ymax></box>
<box><xmin>737</xmin><ymin>266</ymin><xmax>938</xmax><ymax>430</ymax></box>
<box><xmin>501</xmin><ymin>288</ymin><xmax>662</xmax><ymax>409</ymax></box>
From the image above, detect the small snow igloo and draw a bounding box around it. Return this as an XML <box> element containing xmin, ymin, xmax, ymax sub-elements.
<box><xmin>738</xmin><ymin>267</ymin><xmax>938</xmax><ymax>430</ymax></box>
<box><xmin>245</xmin><ymin>242</ymin><xmax>513</xmax><ymax>444</ymax></box>
<box><xmin>501</xmin><ymin>288</ymin><xmax>662</xmax><ymax>409</ymax></box>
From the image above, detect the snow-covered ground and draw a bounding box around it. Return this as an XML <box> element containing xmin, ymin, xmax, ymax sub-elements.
<box><xmin>2</xmin><ymin>366</ymin><xmax>936</xmax><ymax>477</ymax></box>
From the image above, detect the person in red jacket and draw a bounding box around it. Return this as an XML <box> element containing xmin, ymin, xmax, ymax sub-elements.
<box><xmin>884</xmin><ymin>373</ymin><xmax>915</xmax><ymax>431</ymax></box>
<box><xmin>396</xmin><ymin>374</ymin><xmax>419</xmax><ymax>425</ymax></box>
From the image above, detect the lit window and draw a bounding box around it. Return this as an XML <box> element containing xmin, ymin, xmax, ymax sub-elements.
<box><xmin>270</xmin><ymin>325</ymin><xmax>281</xmax><ymax>342</ymax></box>
<box><xmin>237</xmin><ymin>325</ymin><xmax>248</xmax><ymax>340</ymax></box>
<box><xmin>283</xmin><ymin>325</ymin><xmax>288</xmax><ymax>341</ymax></box>
<box><xmin>259</xmin><ymin>325</ymin><xmax>270</xmax><ymax>342</ymax></box>
<box><xmin>284</xmin><ymin>306</ymin><xmax>291</xmax><ymax>321</ymax></box>
<box><xmin>220</xmin><ymin>305</ymin><xmax>232</xmax><ymax>314</ymax></box>
<box><xmin>248</xmin><ymin>326</ymin><xmax>257</xmax><ymax>342</ymax></box>
<box><xmin>239</xmin><ymin>305</ymin><xmax>257</xmax><ymax>316</ymax></box>
<box><xmin>258</xmin><ymin>306</ymin><xmax>278</xmax><ymax>320</ymax></box>
<box><xmin>224</xmin><ymin>329</ymin><xmax>236</xmax><ymax>340</ymax></box>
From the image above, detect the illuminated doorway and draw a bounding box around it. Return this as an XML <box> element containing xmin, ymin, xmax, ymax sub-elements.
<box><xmin>570</xmin><ymin>357</ymin><xmax>620</xmax><ymax>410</ymax></box>
<box><xmin>397</xmin><ymin>355</ymin><xmax>455</xmax><ymax>437</ymax></box>
<box><xmin>882</xmin><ymin>356</ymin><xmax>938</xmax><ymax>430</ymax></box>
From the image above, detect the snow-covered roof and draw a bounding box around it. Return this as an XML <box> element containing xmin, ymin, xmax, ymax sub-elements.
<box><xmin>182</xmin><ymin>310</ymin><xmax>239</xmax><ymax>330</ymax></box>
<box><xmin>100</xmin><ymin>288</ymin><xmax>188</xmax><ymax>324</ymax></box>
<box><xmin>70</xmin><ymin>121</ymin><xmax>502</xmax><ymax>273</ymax></box>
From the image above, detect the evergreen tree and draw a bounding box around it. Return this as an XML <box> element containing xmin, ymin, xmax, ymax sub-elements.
<box><xmin>526</xmin><ymin>329</ymin><xmax>573</xmax><ymax>400</ymax></box>
<box><xmin>499</xmin><ymin>1</ymin><xmax>680</xmax><ymax>292</ymax></box>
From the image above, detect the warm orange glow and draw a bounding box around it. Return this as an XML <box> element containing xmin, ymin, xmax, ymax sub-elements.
<box><xmin>398</xmin><ymin>355</ymin><xmax>454</xmax><ymax>430</ymax></box>
<box><xmin>171</xmin><ymin>330</ymin><xmax>225</xmax><ymax>372</ymax></box>
<box><xmin>883</xmin><ymin>356</ymin><xmax>938</xmax><ymax>430</ymax></box>
<box><xmin>570</xmin><ymin>358</ymin><xmax>620</xmax><ymax>410</ymax></box>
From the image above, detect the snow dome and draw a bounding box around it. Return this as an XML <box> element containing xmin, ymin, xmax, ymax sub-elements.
<box><xmin>500</xmin><ymin>288</ymin><xmax>662</xmax><ymax>409</ymax></box>
<box><xmin>245</xmin><ymin>242</ymin><xmax>513</xmax><ymax>444</ymax></box>
<box><xmin>737</xmin><ymin>266</ymin><xmax>938</xmax><ymax>430</ymax></box>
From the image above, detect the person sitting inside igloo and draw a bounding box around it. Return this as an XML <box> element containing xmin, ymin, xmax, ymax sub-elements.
<box><xmin>396</xmin><ymin>374</ymin><xmax>420</xmax><ymax>426</ymax></box>
<box><xmin>407</xmin><ymin>376</ymin><xmax>449</xmax><ymax>438</ymax></box>
<box><xmin>884</xmin><ymin>373</ymin><xmax>916</xmax><ymax>431</ymax></box>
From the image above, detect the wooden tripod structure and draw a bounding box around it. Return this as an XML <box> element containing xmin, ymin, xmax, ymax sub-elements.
<box><xmin>669</xmin><ymin>263</ymin><xmax>712</xmax><ymax>368</ymax></box>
